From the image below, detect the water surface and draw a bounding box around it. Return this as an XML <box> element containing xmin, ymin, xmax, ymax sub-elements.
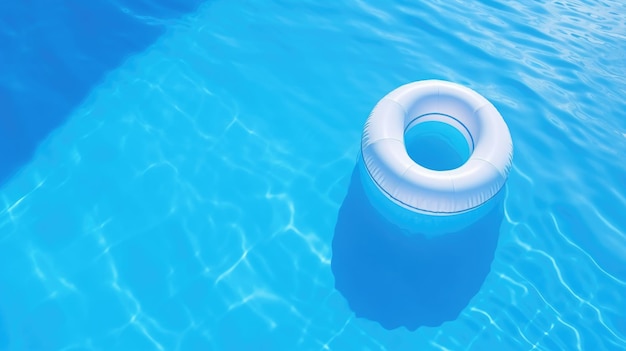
<box><xmin>1</xmin><ymin>0</ymin><xmax>625</xmax><ymax>350</ymax></box>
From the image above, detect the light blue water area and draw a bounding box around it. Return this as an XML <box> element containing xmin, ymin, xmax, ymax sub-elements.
<box><xmin>404</xmin><ymin>121</ymin><xmax>471</xmax><ymax>171</ymax></box>
<box><xmin>1</xmin><ymin>0</ymin><xmax>626</xmax><ymax>350</ymax></box>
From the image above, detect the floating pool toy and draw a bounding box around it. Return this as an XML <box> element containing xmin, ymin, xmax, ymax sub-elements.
<box><xmin>360</xmin><ymin>80</ymin><xmax>513</xmax><ymax>234</ymax></box>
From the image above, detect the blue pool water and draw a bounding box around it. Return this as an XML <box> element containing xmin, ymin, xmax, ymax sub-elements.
<box><xmin>1</xmin><ymin>0</ymin><xmax>626</xmax><ymax>350</ymax></box>
<box><xmin>0</xmin><ymin>0</ymin><xmax>205</xmax><ymax>185</ymax></box>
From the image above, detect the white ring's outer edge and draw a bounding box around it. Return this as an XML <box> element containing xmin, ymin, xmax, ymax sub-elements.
<box><xmin>361</xmin><ymin>80</ymin><xmax>513</xmax><ymax>215</ymax></box>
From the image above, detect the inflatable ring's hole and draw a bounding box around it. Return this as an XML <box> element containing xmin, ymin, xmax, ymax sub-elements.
<box><xmin>404</xmin><ymin>117</ymin><xmax>471</xmax><ymax>171</ymax></box>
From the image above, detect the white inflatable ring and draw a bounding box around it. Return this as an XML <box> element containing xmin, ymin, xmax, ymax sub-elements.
<box><xmin>361</xmin><ymin>80</ymin><xmax>513</xmax><ymax>215</ymax></box>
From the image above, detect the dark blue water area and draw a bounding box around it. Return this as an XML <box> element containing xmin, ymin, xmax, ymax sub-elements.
<box><xmin>332</xmin><ymin>167</ymin><xmax>504</xmax><ymax>331</ymax></box>
<box><xmin>0</xmin><ymin>0</ymin><xmax>207</xmax><ymax>186</ymax></box>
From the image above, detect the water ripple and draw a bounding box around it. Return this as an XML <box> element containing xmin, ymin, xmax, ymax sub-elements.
<box><xmin>1</xmin><ymin>0</ymin><xmax>625</xmax><ymax>350</ymax></box>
